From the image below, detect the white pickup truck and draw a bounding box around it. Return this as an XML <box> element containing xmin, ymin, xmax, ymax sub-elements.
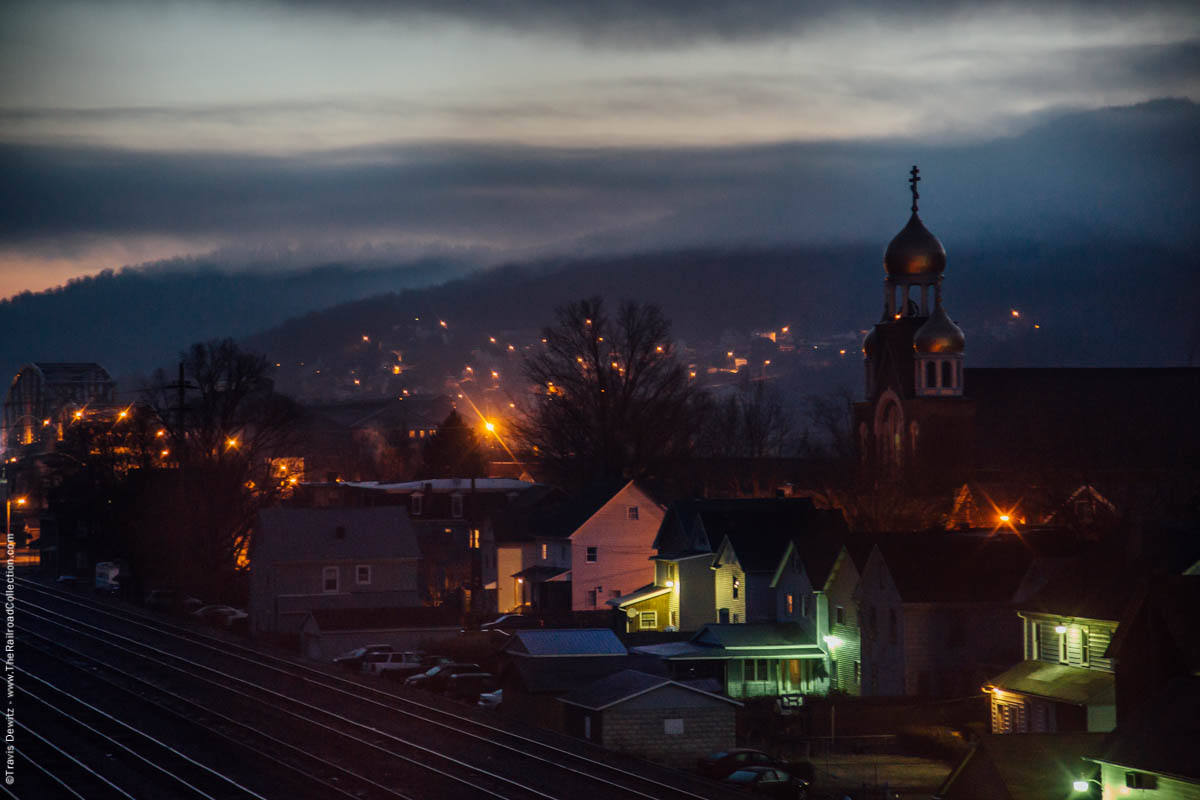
<box><xmin>361</xmin><ymin>651</ymin><xmax>424</xmax><ymax>677</ymax></box>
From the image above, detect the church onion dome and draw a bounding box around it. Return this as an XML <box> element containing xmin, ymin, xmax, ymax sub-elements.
<box><xmin>884</xmin><ymin>212</ymin><xmax>946</xmax><ymax>277</ymax></box>
<box><xmin>914</xmin><ymin>303</ymin><xmax>965</xmax><ymax>354</ymax></box>
<box><xmin>863</xmin><ymin>326</ymin><xmax>878</xmax><ymax>359</ymax></box>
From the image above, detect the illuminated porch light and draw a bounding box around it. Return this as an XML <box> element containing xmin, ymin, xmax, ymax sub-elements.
<box><xmin>517</xmin><ymin>577</ymin><xmax>524</xmax><ymax>584</ymax></box>
<box><xmin>823</xmin><ymin>634</ymin><xmax>844</xmax><ymax>649</ymax></box>
<box><xmin>999</xmin><ymin>514</ymin><xmax>1010</xmax><ymax>523</ymax></box>
<box><xmin>665</xmin><ymin>580</ymin><xmax>674</xmax><ymax>588</ymax></box>
<box><xmin>1073</xmin><ymin>780</ymin><xmax>1089</xmax><ymax>792</ymax></box>
<box><xmin>1055</xmin><ymin>624</ymin><xmax>1068</xmax><ymax>634</ymax></box>
<box><xmin>15</xmin><ymin>497</ymin><xmax>26</xmax><ymax>507</ymax></box>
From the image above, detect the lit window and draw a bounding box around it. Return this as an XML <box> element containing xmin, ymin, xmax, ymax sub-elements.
<box><xmin>451</xmin><ymin>494</ymin><xmax>464</xmax><ymax>518</ymax></box>
<box><xmin>639</xmin><ymin>611</ymin><xmax>657</xmax><ymax>629</ymax></box>
<box><xmin>626</xmin><ymin>506</ymin><xmax>639</xmax><ymax>520</ymax></box>
<box><xmin>322</xmin><ymin>566</ymin><xmax>339</xmax><ymax>593</ymax></box>
<box><xmin>469</xmin><ymin>529</ymin><xmax>480</xmax><ymax>549</ymax></box>
<box><xmin>586</xmin><ymin>547</ymin><xmax>597</xmax><ymax>563</ymax></box>
<box><xmin>356</xmin><ymin>565</ymin><xmax>372</xmax><ymax>585</ymax></box>
<box><xmin>732</xmin><ymin>576</ymin><xmax>739</xmax><ymax>599</ymax></box>
<box><xmin>541</xmin><ymin>543</ymin><xmax>548</xmax><ymax>560</ymax></box>
<box><xmin>409</xmin><ymin>429</ymin><xmax>415</xmax><ymax>438</ymax></box>
<box><xmin>411</xmin><ymin>494</ymin><xmax>423</xmax><ymax>516</ymax></box>
<box><xmin>1081</xmin><ymin>627</ymin><xmax>1090</xmax><ymax>666</ymax></box>
<box><xmin>1059</xmin><ymin>626</ymin><xmax>1069</xmax><ymax>664</ymax></box>
<box><xmin>786</xmin><ymin>594</ymin><xmax>794</xmax><ymax>615</ymax></box>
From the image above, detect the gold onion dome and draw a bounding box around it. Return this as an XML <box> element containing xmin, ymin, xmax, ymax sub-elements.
<box><xmin>914</xmin><ymin>303</ymin><xmax>965</xmax><ymax>354</ymax></box>
<box><xmin>884</xmin><ymin>165</ymin><xmax>945</xmax><ymax>277</ymax></box>
<box><xmin>884</xmin><ymin>213</ymin><xmax>946</xmax><ymax>276</ymax></box>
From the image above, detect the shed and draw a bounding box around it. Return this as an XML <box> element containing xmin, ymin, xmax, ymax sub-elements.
<box><xmin>560</xmin><ymin>669</ymin><xmax>741</xmax><ymax>768</ymax></box>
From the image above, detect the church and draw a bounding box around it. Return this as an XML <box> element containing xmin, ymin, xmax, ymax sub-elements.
<box><xmin>854</xmin><ymin>168</ymin><xmax>1200</xmax><ymax>530</ymax></box>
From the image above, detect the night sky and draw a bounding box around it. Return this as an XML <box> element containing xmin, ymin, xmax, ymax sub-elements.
<box><xmin>1</xmin><ymin>0</ymin><xmax>1198</xmax><ymax>298</ymax></box>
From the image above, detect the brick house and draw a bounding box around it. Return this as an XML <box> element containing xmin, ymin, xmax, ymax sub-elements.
<box><xmin>560</xmin><ymin>670</ymin><xmax>741</xmax><ymax>768</ymax></box>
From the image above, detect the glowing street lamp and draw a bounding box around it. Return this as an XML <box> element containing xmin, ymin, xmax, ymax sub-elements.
<box><xmin>484</xmin><ymin>421</ymin><xmax>495</xmax><ymax>433</ymax></box>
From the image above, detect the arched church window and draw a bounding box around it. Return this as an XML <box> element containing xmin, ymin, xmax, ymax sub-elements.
<box><xmin>941</xmin><ymin>361</ymin><xmax>952</xmax><ymax>389</ymax></box>
<box><xmin>925</xmin><ymin>361</ymin><xmax>936</xmax><ymax>389</ymax></box>
<box><xmin>882</xmin><ymin>402</ymin><xmax>902</xmax><ymax>468</ymax></box>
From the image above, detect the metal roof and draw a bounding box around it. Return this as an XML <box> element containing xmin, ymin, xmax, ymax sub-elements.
<box><xmin>986</xmin><ymin>660</ymin><xmax>1115</xmax><ymax>706</ymax></box>
<box><xmin>559</xmin><ymin>669</ymin><xmax>740</xmax><ymax>711</ymax></box>
<box><xmin>505</xmin><ymin>628</ymin><xmax>627</xmax><ymax>657</ymax></box>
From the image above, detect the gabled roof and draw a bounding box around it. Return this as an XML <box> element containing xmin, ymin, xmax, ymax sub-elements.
<box><xmin>937</xmin><ymin>733</ymin><xmax>1104</xmax><ymax>800</ymax></box>
<box><xmin>511</xmin><ymin>564</ymin><xmax>569</xmax><ymax>583</ymax></box>
<box><xmin>1013</xmin><ymin>553</ymin><xmax>1134</xmax><ymax>622</ymax></box>
<box><xmin>691</xmin><ymin>621</ymin><xmax>817</xmax><ymax>650</ymax></box>
<box><xmin>868</xmin><ymin>530</ymin><xmax>1083</xmax><ymax>604</ymax></box>
<box><xmin>559</xmin><ymin>669</ymin><xmax>741</xmax><ymax>711</ymax></box>
<box><xmin>504</xmin><ymin>628</ymin><xmax>627</xmax><ymax>657</ymax></box>
<box><xmin>653</xmin><ymin>497</ymin><xmax>847</xmax><ymax>561</ymax></box>
<box><xmin>608</xmin><ymin>583</ymin><xmax>671</xmax><ymax>609</ymax></box>
<box><xmin>987</xmin><ymin>660</ymin><xmax>1115</xmax><ymax>706</ymax></box>
<box><xmin>1094</xmin><ymin>675</ymin><xmax>1200</xmax><ymax>781</ymax></box>
<box><xmin>525</xmin><ymin>479</ymin><xmax>640</xmax><ymax>540</ymax></box>
<box><xmin>1106</xmin><ymin>575</ymin><xmax>1200</xmax><ymax>670</ymax></box>
<box><xmin>255</xmin><ymin>506</ymin><xmax>420</xmax><ymax>562</ymax></box>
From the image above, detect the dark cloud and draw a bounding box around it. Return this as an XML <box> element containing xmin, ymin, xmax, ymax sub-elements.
<box><xmin>251</xmin><ymin>0</ymin><xmax>1200</xmax><ymax>47</ymax></box>
<box><xmin>2</xmin><ymin>99</ymin><xmax>1197</xmax><ymax>266</ymax></box>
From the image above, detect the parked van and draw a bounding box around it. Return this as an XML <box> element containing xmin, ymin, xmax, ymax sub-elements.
<box><xmin>362</xmin><ymin>651</ymin><xmax>423</xmax><ymax>677</ymax></box>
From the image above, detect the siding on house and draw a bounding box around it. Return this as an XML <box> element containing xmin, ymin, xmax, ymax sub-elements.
<box><xmin>677</xmin><ymin>555</ymin><xmax>716</xmax><ymax>631</ymax></box>
<box><xmin>713</xmin><ymin>558</ymin><xmax>746</xmax><ymax>623</ymax></box>
<box><xmin>570</xmin><ymin>483</ymin><xmax>664</xmax><ymax>611</ymax></box>
<box><xmin>1024</xmin><ymin>614</ymin><xmax>1115</xmax><ymax>672</ymax></box>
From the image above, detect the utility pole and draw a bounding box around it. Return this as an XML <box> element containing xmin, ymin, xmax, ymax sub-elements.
<box><xmin>165</xmin><ymin>362</ymin><xmax>196</xmax><ymax>451</ymax></box>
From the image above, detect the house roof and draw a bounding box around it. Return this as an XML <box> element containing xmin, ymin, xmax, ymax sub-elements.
<box><xmin>608</xmin><ymin>583</ymin><xmax>671</xmax><ymax>609</ymax></box>
<box><xmin>504</xmin><ymin>628</ymin><xmax>627</xmax><ymax>657</ymax></box>
<box><xmin>654</xmin><ymin>497</ymin><xmax>847</xmax><ymax>562</ymax></box>
<box><xmin>524</xmin><ymin>478</ymin><xmax>640</xmax><ymax>540</ymax></box>
<box><xmin>504</xmin><ymin>654</ymin><xmax>666</xmax><ymax>694</ymax></box>
<box><xmin>869</xmin><ymin>530</ymin><xmax>1082</xmax><ymax>604</ymax></box>
<box><xmin>633</xmin><ymin>621</ymin><xmax>825</xmax><ymax>661</ymax></box>
<box><xmin>1013</xmin><ymin>554</ymin><xmax>1134</xmax><ymax>622</ymax></box>
<box><xmin>559</xmin><ymin>669</ymin><xmax>741</xmax><ymax>711</ymax></box>
<box><xmin>1106</xmin><ymin>575</ymin><xmax>1200</xmax><ymax>670</ymax></box>
<box><xmin>987</xmin><ymin>660</ymin><xmax>1115</xmax><ymax>706</ymax></box>
<box><xmin>511</xmin><ymin>564</ymin><xmax>570</xmax><ymax>583</ymax></box>
<box><xmin>255</xmin><ymin>506</ymin><xmax>420</xmax><ymax>562</ymax></box>
<box><xmin>936</xmin><ymin>733</ymin><xmax>1104</xmax><ymax>800</ymax></box>
<box><xmin>1094</xmin><ymin>675</ymin><xmax>1200</xmax><ymax>781</ymax></box>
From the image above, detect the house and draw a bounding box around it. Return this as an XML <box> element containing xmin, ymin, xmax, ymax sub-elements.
<box><xmin>497</xmin><ymin>628</ymin><xmax>666</xmax><ymax>732</ymax></box>
<box><xmin>983</xmin><ymin>556</ymin><xmax>1128</xmax><ymax>734</ymax></box>
<box><xmin>292</xmin><ymin>477</ymin><xmax>549</xmax><ymax>614</ymax></box>
<box><xmin>1085</xmin><ymin>576</ymin><xmax>1200</xmax><ymax>796</ymax></box>
<box><xmin>856</xmin><ymin>530</ymin><xmax>1078</xmax><ymax>699</ymax></box>
<box><xmin>492</xmin><ymin>480</ymin><xmax>664</xmax><ymax>614</ymax></box>
<box><xmin>934</xmin><ymin>733</ymin><xmax>1104</xmax><ymax>800</ymax></box>
<box><xmin>614</xmin><ymin>497</ymin><xmax>846</xmax><ymax>633</ymax></box>
<box><xmin>250</xmin><ymin>506</ymin><xmax>420</xmax><ymax>635</ymax></box>
<box><xmin>633</xmin><ymin>622</ymin><xmax>828</xmax><ymax>700</ymax></box>
<box><xmin>299</xmin><ymin>605</ymin><xmax>461</xmax><ymax>661</ymax></box>
<box><xmin>559</xmin><ymin>669</ymin><xmax>741</xmax><ymax>768</ymax></box>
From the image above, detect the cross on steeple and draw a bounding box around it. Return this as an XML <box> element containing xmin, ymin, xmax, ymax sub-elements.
<box><xmin>909</xmin><ymin>165</ymin><xmax>920</xmax><ymax>213</ymax></box>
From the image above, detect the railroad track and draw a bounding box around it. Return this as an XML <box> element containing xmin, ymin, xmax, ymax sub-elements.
<box><xmin>14</xmin><ymin>578</ymin><xmax>738</xmax><ymax>800</ymax></box>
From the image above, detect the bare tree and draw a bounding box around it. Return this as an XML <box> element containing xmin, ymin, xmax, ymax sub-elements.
<box><xmin>519</xmin><ymin>297</ymin><xmax>702</xmax><ymax>489</ymax></box>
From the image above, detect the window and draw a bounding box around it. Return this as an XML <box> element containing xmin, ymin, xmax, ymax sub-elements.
<box><xmin>586</xmin><ymin>546</ymin><xmax>597</xmax><ymax>563</ymax></box>
<box><xmin>835</xmin><ymin>605</ymin><xmax>846</xmax><ymax>626</ymax></box>
<box><xmin>639</xmin><ymin>611</ymin><xmax>657</xmax><ymax>629</ymax></box>
<box><xmin>469</xmin><ymin>529</ymin><xmax>480</xmax><ymax>549</ymax></box>
<box><xmin>586</xmin><ymin>589</ymin><xmax>597</xmax><ymax>607</ymax></box>
<box><xmin>663</xmin><ymin>718</ymin><xmax>683</xmax><ymax>735</ymax></box>
<box><xmin>626</xmin><ymin>506</ymin><xmax>639</xmax><ymax>520</ymax></box>
<box><xmin>411</xmin><ymin>494</ymin><xmax>423</xmax><ymax>516</ymax></box>
<box><xmin>1030</xmin><ymin>619</ymin><xmax>1040</xmax><ymax>660</ymax></box>
<box><xmin>355</xmin><ymin>565</ymin><xmax>372</xmax><ymax>585</ymax></box>
<box><xmin>1081</xmin><ymin>627</ymin><xmax>1090</xmax><ymax>666</ymax></box>
<box><xmin>451</xmin><ymin>494</ymin><xmax>464</xmax><ymax>518</ymax></box>
<box><xmin>1126</xmin><ymin>773</ymin><xmax>1157</xmax><ymax>790</ymax></box>
<box><xmin>746</xmin><ymin>659</ymin><xmax>773</xmax><ymax>681</ymax></box>
<box><xmin>786</xmin><ymin>593</ymin><xmax>794</xmax><ymax>615</ymax></box>
<box><xmin>322</xmin><ymin>566</ymin><xmax>339</xmax><ymax>593</ymax></box>
<box><xmin>941</xmin><ymin>360</ymin><xmax>952</xmax><ymax>388</ymax></box>
<box><xmin>541</xmin><ymin>543</ymin><xmax>548</xmax><ymax>560</ymax></box>
<box><xmin>1059</xmin><ymin>626</ymin><xmax>1069</xmax><ymax>664</ymax></box>
<box><xmin>732</xmin><ymin>577</ymin><xmax>739</xmax><ymax>599</ymax></box>
<box><xmin>854</xmin><ymin>660</ymin><xmax>862</xmax><ymax>684</ymax></box>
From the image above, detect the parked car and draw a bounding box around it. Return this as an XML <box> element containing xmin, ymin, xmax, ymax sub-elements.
<box><xmin>332</xmin><ymin>644</ymin><xmax>393</xmax><ymax>672</ymax></box>
<box><xmin>443</xmin><ymin>672</ymin><xmax>496</xmax><ymax>702</ymax></box>
<box><xmin>477</xmin><ymin>688</ymin><xmax>502</xmax><ymax>710</ymax></box>
<box><xmin>404</xmin><ymin>662</ymin><xmax>482</xmax><ymax>692</ymax></box>
<box><xmin>145</xmin><ymin>589</ymin><xmax>177</xmax><ymax>612</ymax></box>
<box><xmin>722</xmin><ymin>766</ymin><xmax>809</xmax><ymax>798</ymax></box>
<box><xmin>191</xmin><ymin>605</ymin><xmax>249</xmax><ymax>629</ymax></box>
<box><xmin>697</xmin><ymin>749</ymin><xmax>785</xmax><ymax>780</ymax></box>
<box><xmin>362</xmin><ymin>651</ymin><xmax>424</xmax><ymax>677</ymax></box>
<box><xmin>382</xmin><ymin>653</ymin><xmax>450</xmax><ymax>683</ymax></box>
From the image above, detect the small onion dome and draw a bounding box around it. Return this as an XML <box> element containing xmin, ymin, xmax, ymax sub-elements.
<box><xmin>884</xmin><ymin>213</ymin><xmax>946</xmax><ymax>277</ymax></box>
<box><xmin>914</xmin><ymin>303</ymin><xmax>965</xmax><ymax>354</ymax></box>
<box><xmin>863</xmin><ymin>326</ymin><xmax>879</xmax><ymax>359</ymax></box>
